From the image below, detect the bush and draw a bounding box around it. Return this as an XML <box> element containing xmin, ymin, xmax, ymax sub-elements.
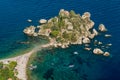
<box><xmin>50</xmin><ymin>30</ymin><xmax>59</xmax><ymax>37</ymax></box>
<box><xmin>62</xmin><ymin>31</ymin><xmax>69</xmax><ymax>39</ymax></box>
<box><xmin>70</xmin><ymin>10</ymin><xmax>76</xmax><ymax>17</ymax></box>
<box><xmin>9</xmin><ymin>61</ymin><xmax>17</xmax><ymax>70</ymax></box>
<box><xmin>0</xmin><ymin>62</ymin><xmax>3</xmax><ymax>68</ymax></box>
<box><xmin>0</xmin><ymin>61</ymin><xmax>18</xmax><ymax>80</ymax></box>
<box><xmin>71</xmin><ymin>33</ymin><xmax>77</xmax><ymax>42</ymax></box>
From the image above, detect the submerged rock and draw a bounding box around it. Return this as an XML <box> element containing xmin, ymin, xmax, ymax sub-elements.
<box><xmin>98</xmin><ymin>24</ymin><xmax>107</xmax><ymax>32</ymax></box>
<box><xmin>84</xmin><ymin>48</ymin><xmax>91</xmax><ymax>51</ymax></box>
<box><xmin>94</xmin><ymin>40</ymin><xmax>98</xmax><ymax>44</ymax></box>
<box><xmin>98</xmin><ymin>41</ymin><xmax>102</xmax><ymax>45</ymax></box>
<box><xmin>93</xmin><ymin>48</ymin><xmax>104</xmax><ymax>54</ymax></box>
<box><xmin>73</xmin><ymin>52</ymin><xmax>79</xmax><ymax>55</ymax></box>
<box><xmin>84</xmin><ymin>44</ymin><xmax>89</xmax><ymax>47</ymax></box>
<box><xmin>106</xmin><ymin>43</ymin><xmax>112</xmax><ymax>46</ymax></box>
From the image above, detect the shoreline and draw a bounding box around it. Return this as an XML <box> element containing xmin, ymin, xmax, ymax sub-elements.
<box><xmin>0</xmin><ymin>43</ymin><xmax>52</xmax><ymax>80</ymax></box>
<box><xmin>0</xmin><ymin>49</ymin><xmax>35</xmax><ymax>80</ymax></box>
<box><xmin>0</xmin><ymin>39</ymin><xmax>111</xmax><ymax>80</ymax></box>
<box><xmin>0</xmin><ymin>46</ymin><xmax>34</xmax><ymax>60</ymax></box>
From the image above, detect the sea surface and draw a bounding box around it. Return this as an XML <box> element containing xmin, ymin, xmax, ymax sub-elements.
<box><xmin>0</xmin><ymin>0</ymin><xmax>120</xmax><ymax>80</ymax></box>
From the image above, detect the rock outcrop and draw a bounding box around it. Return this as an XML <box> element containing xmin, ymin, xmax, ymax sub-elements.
<box><xmin>93</xmin><ymin>48</ymin><xmax>104</xmax><ymax>54</ymax></box>
<box><xmin>23</xmin><ymin>26</ymin><xmax>36</xmax><ymax>36</ymax></box>
<box><xmin>103</xmin><ymin>52</ymin><xmax>110</xmax><ymax>56</ymax></box>
<box><xmin>98</xmin><ymin>24</ymin><xmax>107</xmax><ymax>32</ymax></box>
<box><xmin>82</xmin><ymin>12</ymin><xmax>91</xmax><ymax>19</ymax></box>
<box><xmin>39</xmin><ymin>19</ymin><xmax>47</xmax><ymax>24</ymax></box>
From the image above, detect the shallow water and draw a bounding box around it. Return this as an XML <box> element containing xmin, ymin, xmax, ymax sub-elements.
<box><xmin>0</xmin><ymin>0</ymin><xmax>120</xmax><ymax>80</ymax></box>
<box><xmin>28</xmin><ymin>44</ymin><xmax>114</xmax><ymax>80</ymax></box>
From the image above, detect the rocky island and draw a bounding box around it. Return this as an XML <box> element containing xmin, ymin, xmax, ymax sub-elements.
<box><xmin>24</xmin><ymin>9</ymin><xmax>110</xmax><ymax>55</ymax></box>
<box><xmin>24</xmin><ymin>9</ymin><xmax>96</xmax><ymax>46</ymax></box>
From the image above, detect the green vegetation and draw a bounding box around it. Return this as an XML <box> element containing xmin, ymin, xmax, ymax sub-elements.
<box><xmin>70</xmin><ymin>10</ymin><xmax>76</xmax><ymax>17</ymax></box>
<box><xmin>0</xmin><ymin>62</ymin><xmax>3</xmax><ymax>68</ymax></box>
<box><xmin>0</xmin><ymin>61</ymin><xmax>18</xmax><ymax>80</ymax></box>
<box><xmin>50</xmin><ymin>30</ymin><xmax>59</xmax><ymax>37</ymax></box>
<box><xmin>40</xmin><ymin>9</ymin><xmax>93</xmax><ymax>44</ymax></box>
<box><xmin>24</xmin><ymin>9</ymin><xmax>94</xmax><ymax>45</ymax></box>
<box><xmin>9</xmin><ymin>61</ymin><xmax>17</xmax><ymax>70</ymax></box>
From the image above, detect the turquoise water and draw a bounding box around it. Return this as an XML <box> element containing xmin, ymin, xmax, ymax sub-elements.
<box><xmin>0</xmin><ymin>0</ymin><xmax>120</xmax><ymax>80</ymax></box>
<box><xmin>29</xmin><ymin>45</ymin><xmax>109</xmax><ymax>80</ymax></box>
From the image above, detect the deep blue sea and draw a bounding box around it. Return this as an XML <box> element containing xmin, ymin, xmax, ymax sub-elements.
<box><xmin>0</xmin><ymin>0</ymin><xmax>120</xmax><ymax>80</ymax></box>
